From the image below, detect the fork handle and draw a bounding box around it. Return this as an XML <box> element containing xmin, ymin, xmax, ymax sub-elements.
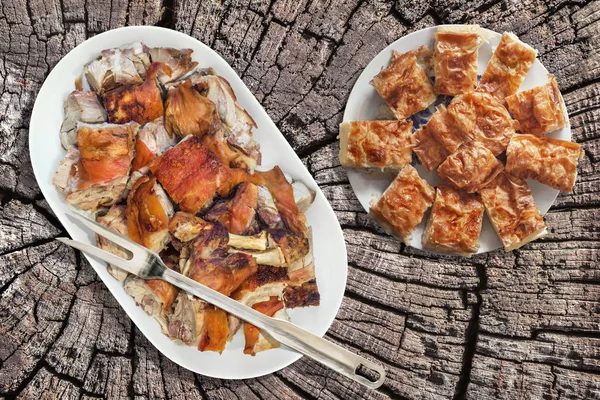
<box><xmin>162</xmin><ymin>269</ymin><xmax>386</xmax><ymax>389</ymax></box>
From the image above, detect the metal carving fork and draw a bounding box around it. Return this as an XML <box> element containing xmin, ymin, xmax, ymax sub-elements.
<box><xmin>56</xmin><ymin>211</ymin><xmax>386</xmax><ymax>389</ymax></box>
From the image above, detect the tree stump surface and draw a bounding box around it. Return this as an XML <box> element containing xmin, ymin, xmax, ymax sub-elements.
<box><xmin>1</xmin><ymin>0</ymin><xmax>599</xmax><ymax>399</ymax></box>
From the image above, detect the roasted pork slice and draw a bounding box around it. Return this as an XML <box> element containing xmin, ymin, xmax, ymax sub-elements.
<box><xmin>103</xmin><ymin>63</ymin><xmax>172</xmax><ymax>125</ymax></box>
<box><xmin>127</xmin><ymin>175</ymin><xmax>174</xmax><ymax>253</ymax></box>
<box><xmin>164</xmin><ymin>80</ymin><xmax>221</xmax><ymax>138</ymax></box>
<box><xmin>61</xmin><ymin>122</ymin><xmax>138</xmax><ymax>210</ymax></box>
<box><xmin>257</xmin><ymin>185</ymin><xmax>283</xmax><ymax>228</ymax></box>
<box><xmin>148</xmin><ymin>47</ymin><xmax>198</xmax><ymax>83</ymax></box>
<box><xmin>52</xmin><ymin>146</ymin><xmax>80</xmax><ymax>192</ymax></box>
<box><xmin>168</xmin><ymin>212</ymin><xmax>212</xmax><ymax>243</ymax></box>
<box><xmin>204</xmin><ymin>182</ymin><xmax>260</xmax><ymax>235</ymax></box>
<box><xmin>505</xmin><ymin>134</ymin><xmax>583</xmax><ymax>192</ymax></box>
<box><xmin>287</xmin><ymin>227</ymin><xmax>315</xmax><ymax>284</ymax></box>
<box><xmin>84</xmin><ymin>42</ymin><xmax>151</xmax><ymax>95</ymax></box>
<box><xmin>124</xmin><ymin>275</ymin><xmax>178</xmax><ymax>334</ymax></box>
<box><xmin>437</xmin><ymin>141</ymin><xmax>504</xmax><ymax>193</ymax></box>
<box><xmin>197</xmin><ymin>306</ymin><xmax>229</xmax><ymax>353</ymax></box>
<box><xmin>478</xmin><ymin>172</ymin><xmax>547</xmax><ymax>251</ymax></box>
<box><xmin>267</xmin><ymin>229</ymin><xmax>309</xmax><ymax>265</ymax></box>
<box><xmin>184</xmin><ymin>223</ymin><xmax>230</xmax><ymax>266</ymax></box>
<box><xmin>228</xmin><ymin>247</ymin><xmax>286</xmax><ymax>267</ymax></box>
<box><xmin>132</xmin><ymin>117</ymin><xmax>178</xmax><ymax>171</ymax></box>
<box><xmin>60</xmin><ymin>90</ymin><xmax>107</xmax><ymax>148</ymax></box>
<box><xmin>228</xmin><ymin>231</ymin><xmax>268</xmax><ymax>251</ymax></box>
<box><xmin>244</xmin><ymin>297</ymin><xmax>287</xmax><ymax>355</ymax></box>
<box><xmin>229</xmin><ymin>265</ymin><xmax>289</xmax><ymax>339</ymax></box>
<box><xmin>149</xmin><ymin>136</ymin><xmax>235</xmax><ymax>214</ymax></box>
<box><xmin>447</xmin><ymin>92</ymin><xmax>515</xmax><ymax>156</ymax></box>
<box><xmin>369</xmin><ymin>165</ymin><xmax>435</xmax><ymax>244</ymax></box>
<box><xmin>192</xmin><ymin>75</ymin><xmax>261</xmax><ymax>171</ymax></box>
<box><xmin>284</xmin><ymin>281</ymin><xmax>320</xmax><ymax>308</ymax></box>
<box><xmin>96</xmin><ymin>205</ymin><xmax>130</xmax><ymax>281</ymax></box>
<box><xmin>167</xmin><ymin>292</ymin><xmax>206</xmax><ymax>345</ymax></box>
<box><xmin>185</xmin><ymin>252</ymin><xmax>258</xmax><ymax>296</ymax></box>
<box><xmin>422</xmin><ymin>185</ymin><xmax>485</xmax><ymax>256</ymax></box>
<box><xmin>292</xmin><ymin>180</ymin><xmax>316</xmax><ymax>213</ymax></box>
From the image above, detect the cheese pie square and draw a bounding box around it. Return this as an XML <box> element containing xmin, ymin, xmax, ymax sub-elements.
<box><xmin>412</xmin><ymin>122</ymin><xmax>450</xmax><ymax>171</ymax></box>
<box><xmin>427</xmin><ymin>105</ymin><xmax>467</xmax><ymax>153</ymax></box>
<box><xmin>338</xmin><ymin>120</ymin><xmax>413</xmax><ymax>169</ymax></box>
<box><xmin>437</xmin><ymin>141</ymin><xmax>504</xmax><ymax>193</ymax></box>
<box><xmin>369</xmin><ymin>165</ymin><xmax>435</xmax><ymax>244</ymax></box>
<box><xmin>422</xmin><ymin>185</ymin><xmax>485</xmax><ymax>256</ymax></box>
<box><xmin>506</xmin><ymin>74</ymin><xmax>568</xmax><ymax>136</ymax></box>
<box><xmin>477</xmin><ymin>32</ymin><xmax>537</xmax><ymax>104</ymax></box>
<box><xmin>505</xmin><ymin>134</ymin><xmax>583</xmax><ymax>192</ymax></box>
<box><xmin>371</xmin><ymin>46</ymin><xmax>437</xmax><ymax>119</ymax></box>
<box><xmin>434</xmin><ymin>25</ymin><xmax>485</xmax><ymax>96</ymax></box>
<box><xmin>447</xmin><ymin>92</ymin><xmax>515</xmax><ymax>156</ymax></box>
<box><xmin>479</xmin><ymin>172</ymin><xmax>547</xmax><ymax>251</ymax></box>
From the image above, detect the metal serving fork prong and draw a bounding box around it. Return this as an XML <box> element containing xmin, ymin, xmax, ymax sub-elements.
<box><xmin>57</xmin><ymin>211</ymin><xmax>386</xmax><ymax>390</ymax></box>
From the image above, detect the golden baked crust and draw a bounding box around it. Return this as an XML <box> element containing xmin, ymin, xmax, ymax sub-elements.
<box><xmin>412</xmin><ymin>122</ymin><xmax>450</xmax><ymax>171</ymax></box>
<box><xmin>338</xmin><ymin>120</ymin><xmax>413</xmax><ymax>169</ymax></box>
<box><xmin>447</xmin><ymin>92</ymin><xmax>515</xmax><ymax>156</ymax></box>
<box><xmin>505</xmin><ymin>134</ymin><xmax>582</xmax><ymax>192</ymax></box>
<box><xmin>427</xmin><ymin>105</ymin><xmax>467</xmax><ymax>153</ymax></box>
<box><xmin>434</xmin><ymin>25</ymin><xmax>483</xmax><ymax>95</ymax></box>
<box><xmin>506</xmin><ymin>75</ymin><xmax>568</xmax><ymax>136</ymax></box>
<box><xmin>369</xmin><ymin>165</ymin><xmax>435</xmax><ymax>244</ymax></box>
<box><xmin>422</xmin><ymin>185</ymin><xmax>484</xmax><ymax>256</ymax></box>
<box><xmin>371</xmin><ymin>46</ymin><xmax>437</xmax><ymax>119</ymax></box>
<box><xmin>477</xmin><ymin>32</ymin><xmax>537</xmax><ymax>103</ymax></box>
<box><xmin>437</xmin><ymin>141</ymin><xmax>504</xmax><ymax>193</ymax></box>
<box><xmin>479</xmin><ymin>172</ymin><xmax>547</xmax><ymax>251</ymax></box>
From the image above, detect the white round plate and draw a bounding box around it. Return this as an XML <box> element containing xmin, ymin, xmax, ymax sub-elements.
<box><xmin>29</xmin><ymin>26</ymin><xmax>347</xmax><ymax>379</ymax></box>
<box><xmin>343</xmin><ymin>25</ymin><xmax>571</xmax><ymax>254</ymax></box>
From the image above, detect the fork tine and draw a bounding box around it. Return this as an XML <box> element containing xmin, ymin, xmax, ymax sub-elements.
<box><xmin>56</xmin><ymin>237</ymin><xmax>134</xmax><ymax>274</ymax></box>
<box><xmin>67</xmin><ymin>210</ymin><xmax>148</xmax><ymax>257</ymax></box>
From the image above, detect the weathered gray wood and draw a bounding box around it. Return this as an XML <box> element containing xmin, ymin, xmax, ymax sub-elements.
<box><xmin>0</xmin><ymin>0</ymin><xmax>599</xmax><ymax>399</ymax></box>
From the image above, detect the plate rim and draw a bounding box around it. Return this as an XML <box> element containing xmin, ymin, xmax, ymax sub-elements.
<box><xmin>29</xmin><ymin>25</ymin><xmax>348</xmax><ymax>379</ymax></box>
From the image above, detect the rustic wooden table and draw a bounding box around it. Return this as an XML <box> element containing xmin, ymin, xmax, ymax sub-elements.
<box><xmin>1</xmin><ymin>0</ymin><xmax>599</xmax><ymax>399</ymax></box>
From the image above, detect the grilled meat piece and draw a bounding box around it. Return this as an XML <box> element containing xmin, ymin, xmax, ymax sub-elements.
<box><xmin>244</xmin><ymin>297</ymin><xmax>287</xmax><ymax>355</ymax></box>
<box><xmin>149</xmin><ymin>47</ymin><xmax>198</xmax><ymax>83</ymax></box>
<box><xmin>268</xmin><ymin>229</ymin><xmax>309</xmax><ymax>265</ymax></box>
<box><xmin>132</xmin><ymin>117</ymin><xmax>178</xmax><ymax>172</ymax></box>
<box><xmin>127</xmin><ymin>175</ymin><xmax>174</xmax><ymax>253</ymax></box>
<box><xmin>149</xmin><ymin>136</ymin><xmax>237</xmax><ymax>214</ymax></box>
<box><xmin>96</xmin><ymin>205</ymin><xmax>129</xmax><ymax>281</ymax></box>
<box><xmin>197</xmin><ymin>306</ymin><xmax>229</xmax><ymax>353</ymax></box>
<box><xmin>167</xmin><ymin>292</ymin><xmax>206</xmax><ymax>345</ymax></box>
<box><xmin>284</xmin><ymin>281</ymin><xmax>320</xmax><ymax>308</ymax></box>
<box><xmin>204</xmin><ymin>182</ymin><xmax>259</xmax><ymax>235</ymax></box>
<box><xmin>185</xmin><ymin>252</ymin><xmax>258</xmax><ymax>296</ymax></box>
<box><xmin>52</xmin><ymin>146</ymin><xmax>80</xmax><ymax>192</ymax></box>
<box><xmin>124</xmin><ymin>275</ymin><xmax>178</xmax><ymax>334</ymax></box>
<box><xmin>164</xmin><ymin>80</ymin><xmax>221</xmax><ymax>138</ymax></box>
<box><xmin>60</xmin><ymin>91</ymin><xmax>107</xmax><ymax>148</ymax></box>
<box><xmin>168</xmin><ymin>212</ymin><xmax>212</xmax><ymax>243</ymax></box>
<box><xmin>84</xmin><ymin>42</ymin><xmax>150</xmax><ymax>95</ymax></box>
<box><xmin>61</xmin><ymin>122</ymin><xmax>137</xmax><ymax>210</ymax></box>
<box><xmin>103</xmin><ymin>63</ymin><xmax>172</xmax><ymax>125</ymax></box>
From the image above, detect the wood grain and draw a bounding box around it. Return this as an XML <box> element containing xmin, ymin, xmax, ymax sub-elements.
<box><xmin>0</xmin><ymin>0</ymin><xmax>598</xmax><ymax>398</ymax></box>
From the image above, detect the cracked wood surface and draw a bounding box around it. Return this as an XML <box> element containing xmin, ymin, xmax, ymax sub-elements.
<box><xmin>0</xmin><ymin>0</ymin><xmax>599</xmax><ymax>399</ymax></box>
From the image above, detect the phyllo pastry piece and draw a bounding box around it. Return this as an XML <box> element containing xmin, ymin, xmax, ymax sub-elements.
<box><xmin>477</xmin><ymin>32</ymin><xmax>537</xmax><ymax>103</ymax></box>
<box><xmin>55</xmin><ymin>122</ymin><xmax>138</xmax><ymax>210</ymax></box>
<box><xmin>338</xmin><ymin>120</ymin><xmax>413</xmax><ymax>169</ymax></box>
<box><xmin>103</xmin><ymin>62</ymin><xmax>172</xmax><ymax>125</ymax></box>
<box><xmin>437</xmin><ymin>141</ymin><xmax>504</xmax><ymax>193</ymax></box>
<box><xmin>371</xmin><ymin>46</ymin><xmax>437</xmax><ymax>119</ymax></box>
<box><xmin>506</xmin><ymin>75</ymin><xmax>568</xmax><ymax>136</ymax></box>
<box><xmin>425</xmin><ymin>105</ymin><xmax>467</xmax><ymax>153</ymax></box>
<box><xmin>60</xmin><ymin>90</ymin><xmax>107</xmax><ymax>149</ymax></box>
<box><xmin>369</xmin><ymin>165</ymin><xmax>435</xmax><ymax>244</ymax></box>
<box><xmin>433</xmin><ymin>25</ymin><xmax>485</xmax><ymax>95</ymax></box>
<box><xmin>479</xmin><ymin>172</ymin><xmax>547</xmax><ymax>251</ymax></box>
<box><xmin>447</xmin><ymin>92</ymin><xmax>515</xmax><ymax>156</ymax></box>
<box><xmin>422</xmin><ymin>186</ymin><xmax>485</xmax><ymax>256</ymax></box>
<box><xmin>505</xmin><ymin>134</ymin><xmax>583</xmax><ymax>192</ymax></box>
<box><xmin>412</xmin><ymin>122</ymin><xmax>450</xmax><ymax>171</ymax></box>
